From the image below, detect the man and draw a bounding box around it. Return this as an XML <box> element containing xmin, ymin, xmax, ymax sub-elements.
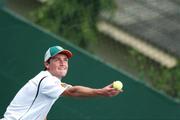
<box><xmin>1</xmin><ymin>46</ymin><xmax>122</xmax><ymax>120</ymax></box>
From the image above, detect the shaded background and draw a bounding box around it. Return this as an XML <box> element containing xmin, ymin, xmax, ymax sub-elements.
<box><xmin>1</xmin><ymin>0</ymin><xmax>180</xmax><ymax>120</ymax></box>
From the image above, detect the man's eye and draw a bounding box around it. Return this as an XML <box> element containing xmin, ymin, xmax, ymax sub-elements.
<box><xmin>54</xmin><ymin>58</ymin><xmax>59</xmax><ymax>61</ymax></box>
<box><xmin>64</xmin><ymin>59</ymin><xmax>68</xmax><ymax>62</ymax></box>
<box><xmin>52</xmin><ymin>58</ymin><xmax>59</xmax><ymax>62</ymax></box>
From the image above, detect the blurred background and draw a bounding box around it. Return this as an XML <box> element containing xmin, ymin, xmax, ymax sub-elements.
<box><xmin>6</xmin><ymin>0</ymin><xmax>180</xmax><ymax>100</ymax></box>
<box><xmin>1</xmin><ymin>0</ymin><xmax>180</xmax><ymax>119</ymax></box>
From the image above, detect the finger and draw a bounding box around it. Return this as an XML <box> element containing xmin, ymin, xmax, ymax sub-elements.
<box><xmin>111</xmin><ymin>88</ymin><xmax>123</xmax><ymax>92</ymax></box>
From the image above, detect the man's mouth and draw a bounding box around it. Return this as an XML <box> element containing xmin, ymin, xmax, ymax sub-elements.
<box><xmin>58</xmin><ymin>67</ymin><xmax>67</xmax><ymax>70</ymax></box>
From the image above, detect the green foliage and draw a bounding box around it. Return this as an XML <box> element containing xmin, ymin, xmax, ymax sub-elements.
<box><xmin>128</xmin><ymin>48</ymin><xmax>180</xmax><ymax>99</ymax></box>
<box><xmin>31</xmin><ymin>0</ymin><xmax>116</xmax><ymax>48</ymax></box>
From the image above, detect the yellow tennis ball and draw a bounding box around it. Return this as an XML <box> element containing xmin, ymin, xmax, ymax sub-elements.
<box><xmin>113</xmin><ymin>81</ymin><xmax>123</xmax><ymax>90</ymax></box>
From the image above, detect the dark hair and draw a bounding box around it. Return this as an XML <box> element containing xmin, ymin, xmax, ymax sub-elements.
<box><xmin>44</xmin><ymin>58</ymin><xmax>51</xmax><ymax>70</ymax></box>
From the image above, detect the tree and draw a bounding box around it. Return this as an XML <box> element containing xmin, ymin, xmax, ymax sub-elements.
<box><xmin>32</xmin><ymin>0</ymin><xmax>116</xmax><ymax>48</ymax></box>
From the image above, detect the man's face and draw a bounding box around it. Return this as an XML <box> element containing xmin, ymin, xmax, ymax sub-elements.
<box><xmin>45</xmin><ymin>54</ymin><xmax>69</xmax><ymax>78</ymax></box>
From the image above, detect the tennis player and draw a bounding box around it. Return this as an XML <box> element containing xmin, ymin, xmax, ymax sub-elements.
<box><xmin>1</xmin><ymin>46</ymin><xmax>122</xmax><ymax>120</ymax></box>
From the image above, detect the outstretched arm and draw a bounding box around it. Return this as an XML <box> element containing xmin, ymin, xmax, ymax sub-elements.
<box><xmin>62</xmin><ymin>84</ymin><xmax>122</xmax><ymax>97</ymax></box>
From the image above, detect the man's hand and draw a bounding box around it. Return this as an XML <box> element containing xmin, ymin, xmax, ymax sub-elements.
<box><xmin>98</xmin><ymin>84</ymin><xmax>122</xmax><ymax>97</ymax></box>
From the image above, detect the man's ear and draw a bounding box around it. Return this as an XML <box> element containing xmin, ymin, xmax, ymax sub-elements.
<box><xmin>44</xmin><ymin>62</ymin><xmax>50</xmax><ymax>70</ymax></box>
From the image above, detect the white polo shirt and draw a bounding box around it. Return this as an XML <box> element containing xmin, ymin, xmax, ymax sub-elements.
<box><xmin>1</xmin><ymin>71</ymin><xmax>68</xmax><ymax>120</ymax></box>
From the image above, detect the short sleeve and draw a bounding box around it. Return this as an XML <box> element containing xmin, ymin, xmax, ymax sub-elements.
<box><xmin>61</xmin><ymin>82</ymin><xmax>72</xmax><ymax>89</ymax></box>
<box><xmin>40</xmin><ymin>76</ymin><xmax>66</xmax><ymax>99</ymax></box>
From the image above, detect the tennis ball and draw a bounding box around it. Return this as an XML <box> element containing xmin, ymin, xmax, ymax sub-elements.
<box><xmin>113</xmin><ymin>81</ymin><xmax>123</xmax><ymax>90</ymax></box>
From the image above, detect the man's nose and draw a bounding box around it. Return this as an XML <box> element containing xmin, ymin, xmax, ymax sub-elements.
<box><xmin>59</xmin><ymin>59</ymin><xmax>65</xmax><ymax>64</ymax></box>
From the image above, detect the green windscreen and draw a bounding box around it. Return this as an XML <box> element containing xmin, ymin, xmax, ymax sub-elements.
<box><xmin>0</xmin><ymin>7</ymin><xmax>180</xmax><ymax>120</ymax></box>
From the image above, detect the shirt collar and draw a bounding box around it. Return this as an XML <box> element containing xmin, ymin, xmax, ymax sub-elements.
<box><xmin>44</xmin><ymin>70</ymin><xmax>62</xmax><ymax>80</ymax></box>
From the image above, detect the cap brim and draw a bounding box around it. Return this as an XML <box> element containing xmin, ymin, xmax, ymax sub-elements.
<box><xmin>59</xmin><ymin>50</ymin><xmax>73</xmax><ymax>59</ymax></box>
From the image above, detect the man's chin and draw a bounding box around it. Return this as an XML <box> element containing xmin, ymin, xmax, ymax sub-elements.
<box><xmin>57</xmin><ymin>73</ymin><xmax>67</xmax><ymax>78</ymax></box>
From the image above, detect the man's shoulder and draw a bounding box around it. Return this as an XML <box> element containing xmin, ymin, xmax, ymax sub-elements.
<box><xmin>32</xmin><ymin>71</ymin><xmax>60</xmax><ymax>85</ymax></box>
<box><xmin>30</xmin><ymin>71</ymin><xmax>52</xmax><ymax>83</ymax></box>
<box><xmin>35</xmin><ymin>71</ymin><xmax>52</xmax><ymax>78</ymax></box>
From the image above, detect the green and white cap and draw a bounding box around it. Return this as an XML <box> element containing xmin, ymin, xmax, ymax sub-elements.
<box><xmin>44</xmin><ymin>46</ymin><xmax>73</xmax><ymax>62</ymax></box>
